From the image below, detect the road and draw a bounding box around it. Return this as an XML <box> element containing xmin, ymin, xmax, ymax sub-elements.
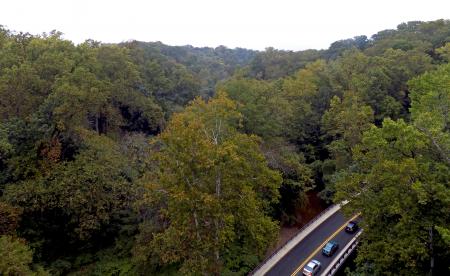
<box><xmin>265</xmin><ymin>210</ymin><xmax>359</xmax><ymax>276</ymax></box>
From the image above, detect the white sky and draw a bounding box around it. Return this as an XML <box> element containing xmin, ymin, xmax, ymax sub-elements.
<box><xmin>1</xmin><ymin>0</ymin><xmax>449</xmax><ymax>50</ymax></box>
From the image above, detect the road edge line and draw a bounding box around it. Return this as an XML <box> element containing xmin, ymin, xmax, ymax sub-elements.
<box><xmin>252</xmin><ymin>200</ymin><xmax>348</xmax><ymax>276</ymax></box>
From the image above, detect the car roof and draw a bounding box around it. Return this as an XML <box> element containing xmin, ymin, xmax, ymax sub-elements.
<box><xmin>347</xmin><ymin>221</ymin><xmax>356</xmax><ymax>226</ymax></box>
<box><xmin>305</xmin><ymin>259</ymin><xmax>321</xmax><ymax>269</ymax></box>
<box><xmin>306</xmin><ymin>261</ymin><xmax>316</xmax><ymax>268</ymax></box>
<box><xmin>327</xmin><ymin>240</ymin><xmax>338</xmax><ymax>246</ymax></box>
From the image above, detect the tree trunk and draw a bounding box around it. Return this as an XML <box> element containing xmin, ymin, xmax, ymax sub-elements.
<box><xmin>193</xmin><ymin>211</ymin><xmax>201</xmax><ymax>242</ymax></box>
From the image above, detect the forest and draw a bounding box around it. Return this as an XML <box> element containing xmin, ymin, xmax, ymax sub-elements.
<box><xmin>0</xmin><ymin>19</ymin><xmax>449</xmax><ymax>275</ymax></box>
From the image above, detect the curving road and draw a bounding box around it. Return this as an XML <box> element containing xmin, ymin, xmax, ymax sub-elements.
<box><xmin>264</xmin><ymin>210</ymin><xmax>360</xmax><ymax>276</ymax></box>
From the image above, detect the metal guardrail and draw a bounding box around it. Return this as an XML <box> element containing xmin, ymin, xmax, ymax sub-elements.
<box><xmin>248</xmin><ymin>204</ymin><xmax>337</xmax><ymax>275</ymax></box>
<box><xmin>321</xmin><ymin>230</ymin><xmax>363</xmax><ymax>276</ymax></box>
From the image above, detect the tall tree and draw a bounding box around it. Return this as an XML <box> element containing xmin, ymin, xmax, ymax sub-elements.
<box><xmin>134</xmin><ymin>93</ymin><xmax>281</xmax><ymax>275</ymax></box>
<box><xmin>334</xmin><ymin>63</ymin><xmax>450</xmax><ymax>274</ymax></box>
<box><xmin>322</xmin><ymin>91</ymin><xmax>374</xmax><ymax>168</ymax></box>
<box><xmin>2</xmin><ymin>132</ymin><xmax>136</xmax><ymax>263</ymax></box>
<box><xmin>408</xmin><ymin>63</ymin><xmax>450</xmax><ymax>165</ymax></box>
<box><xmin>219</xmin><ymin>78</ymin><xmax>290</xmax><ymax>138</ymax></box>
<box><xmin>0</xmin><ymin>235</ymin><xmax>49</xmax><ymax>276</ymax></box>
<box><xmin>335</xmin><ymin>119</ymin><xmax>450</xmax><ymax>275</ymax></box>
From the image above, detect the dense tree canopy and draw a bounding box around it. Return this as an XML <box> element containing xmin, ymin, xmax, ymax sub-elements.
<box><xmin>0</xmin><ymin>19</ymin><xmax>449</xmax><ymax>275</ymax></box>
<box><xmin>133</xmin><ymin>93</ymin><xmax>282</xmax><ymax>275</ymax></box>
<box><xmin>335</xmin><ymin>62</ymin><xmax>450</xmax><ymax>275</ymax></box>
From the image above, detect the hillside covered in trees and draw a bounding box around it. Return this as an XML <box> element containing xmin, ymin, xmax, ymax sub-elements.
<box><xmin>0</xmin><ymin>19</ymin><xmax>449</xmax><ymax>275</ymax></box>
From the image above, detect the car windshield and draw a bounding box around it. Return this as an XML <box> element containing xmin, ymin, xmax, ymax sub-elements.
<box><xmin>305</xmin><ymin>265</ymin><xmax>313</xmax><ymax>272</ymax></box>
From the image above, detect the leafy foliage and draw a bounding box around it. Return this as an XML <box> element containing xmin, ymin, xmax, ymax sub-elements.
<box><xmin>1</xmin><ymin>19</ymin><xmax>450</xmax><ymax>275</ymax></box>
<box><xmin>0</xmin><ymin>235</ymin><xmax>49</xmax><ymax>275</ymax></box>
<box><xmin>134</xmin><ymin>93</ymin><xmax>282</xmax><ymax>274</ymax></box>
<box><xmin>334</xmin><ymin>62</ymin><xmax>450</xmax><ymax>275</ymax></box>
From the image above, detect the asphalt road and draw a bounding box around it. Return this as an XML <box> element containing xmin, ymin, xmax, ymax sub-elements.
<box><xmin>265</xmin><ymin>210</ymin><xmax>359</xmax><ymax>276</ymax></box>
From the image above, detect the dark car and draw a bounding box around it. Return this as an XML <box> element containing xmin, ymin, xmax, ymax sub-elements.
<box><xmin>322</xmin><ymin>240</ymin><xmax>339</xmax><ymax>256</ymax></box>
<box><xmin>302</xmin><ymin>259</ymin><xmax>321</xmax><ymax>276</ymax></box>
<box><xmin>345</xmin><ymin>221</ymin><xmax>358</xmax><ymax>233</ymax></box>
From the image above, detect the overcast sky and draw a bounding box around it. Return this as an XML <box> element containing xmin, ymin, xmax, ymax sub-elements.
<box><xmin>1</xmin><ymin>0</ymin><xmax>449</xmax><ymax>50</ymax></box>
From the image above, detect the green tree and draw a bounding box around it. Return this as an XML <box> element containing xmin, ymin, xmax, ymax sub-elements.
<box><xmin>0</xmin><ymin>202</ymin><xmax>22</xmax><ymax>236</ymax></box>
<box><xmin>333</xmin><ymin>50</ymin><xmax>449</xmax><ymax>276</ymax></box>
<box><xmin>319</xmin><ymin>91</ymin><xmax>374</xmax><ymax>201</ymax></box>
<box><xmin>3</xmin><ymin>133</ymin><xmax>136</xmax><ymax>263</ymax></box>
<box><xmin>335</xmin><ymin>119</ymin><xmax>450</xmax><ymax>275</ymax></box>
<box><xmin>134</xmin><ymin>93</ymin><xmax>282</xmax><ymax>275</ymax></box>
<box><xmin>281</xmin><ymin>60</ymin><xmax>332</xmax><ymax>147</ymax></box>
<box><xmin>219</xmin><ymin>78</ymin><xmax>290</xmax><ymax>138</ymax></box>
<box><xmin>261</xmin><ymin>138</ymin><xmax>314</xmax><ymax>225</ymax></box>
<box><xmin>436</xmin><ymin>42</ymin><xmax>450</xmax><ymax>62</ymax></box>
<box><xmin>322</xmin><ymin>91</ymin><xmax>374</xmax><ymax>169</ymax></box>
<box><xmin>408</xmin><ymin>63</ymin><xmax>450</xmax><ymax>166</ymax></box>
<box><xmin>0</xmin><ymin>235</ymin><xmax>49</xmax><ymax>276</ymax></box>
<box><xmin>219</xmin><ymin>73</ymin><xmax>318</xmax><ymax>224</ymax></box>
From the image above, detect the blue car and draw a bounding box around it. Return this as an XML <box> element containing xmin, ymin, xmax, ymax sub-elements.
<box><xmin>322</xmin><ymin>240</ymin><xmax>339</xmax><ymax>256</ymax></box>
